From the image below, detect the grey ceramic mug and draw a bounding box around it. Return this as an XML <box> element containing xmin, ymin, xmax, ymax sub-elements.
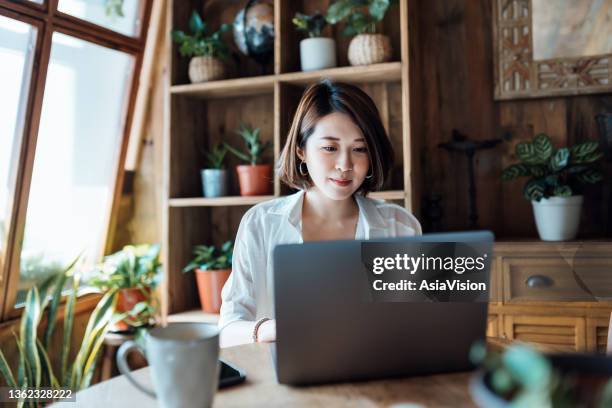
<box><xmin>117</xmin><ymin>323</ymin><xmax>220</xmax><ymax>408</ymax></box>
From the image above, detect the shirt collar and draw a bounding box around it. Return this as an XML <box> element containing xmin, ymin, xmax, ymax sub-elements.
<box><xmin>270</xmin><ymin>190</ymin><xmax>388</xmax><ymax>237</ymax></box>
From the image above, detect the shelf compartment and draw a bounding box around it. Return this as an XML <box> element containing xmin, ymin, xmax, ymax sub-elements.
<box><xmin>169</xmin><ymin>195</ymin><xmax>276</xmax><ymax>207</ymax></box>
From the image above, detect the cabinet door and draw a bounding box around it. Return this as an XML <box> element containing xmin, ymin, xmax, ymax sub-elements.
<box><xmin>586</xmin><ymin>317</ymin><xmax>610</xmax><ymax>354</ymax></box>
<box><xmin>503</xmin><ymin>315</ymin><xmax>586</xmax><ymax>352</ymax></box>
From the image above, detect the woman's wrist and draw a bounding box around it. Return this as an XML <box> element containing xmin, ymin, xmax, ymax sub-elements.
<box><xmin>255</xmin><ymin>319</ymin><xmax>276</xmax><ymax>343</ymax></box>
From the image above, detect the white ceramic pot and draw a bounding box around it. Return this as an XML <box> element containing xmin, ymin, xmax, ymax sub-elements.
<box><xmin>532</xmin><ymin>195</ymin><xmax>583</xmax><ymax>241</ymax></box>
<box><xmin>300</xmin><ymin>37</ymin><xmax>337</xmax><ymax>71</ymax></box>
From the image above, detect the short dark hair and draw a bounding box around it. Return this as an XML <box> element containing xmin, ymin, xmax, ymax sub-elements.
<box><xmin>277</xmin><ymin>80</ymin><xmax>394</xmax><ymax>194</ymax></box>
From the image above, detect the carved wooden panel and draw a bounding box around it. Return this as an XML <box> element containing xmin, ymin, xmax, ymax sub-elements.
<box><xmin>493</xmin><ymin>0</ymin><xmax>612</xmax><ymax>99</ymax></box>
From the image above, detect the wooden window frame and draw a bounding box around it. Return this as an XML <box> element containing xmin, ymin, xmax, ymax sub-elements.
<box><xmin>0</xmin><ymin>0</ymin><xmax>153</xmax><ymax>321</ymax></box>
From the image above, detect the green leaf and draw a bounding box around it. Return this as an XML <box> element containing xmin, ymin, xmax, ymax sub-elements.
<box><xmin>71</xmin><ymin>289</ymin><xmax>117</xmax><ymax>389</ymax></box>
<box><xmin>550</xmin><ymin>147</ymin><xmax>570</xmax><ymax>171</ymax></box>
<box><xmin>224</xmin><ymin>142</ymin><xmax>251</xmax><ymax>164</ymax></box>
<box><xmin>0</xmin><ymin>348</ymin><xmax>16</xmax><ymax>388</ymax></box>
<box><xmin>37</xmin><ymin>338</ymin><xmax>58</xmax><ymax>388</ymax></box>
<box><xmin>61</xmin><ymin>275</ymin><xmax>78</xmax><ymax>386</ymax></box>
<box><xmin>570</xmin><ymin>140</ymin><xmax>599</xmax><ymax>158</ymax></box>
<box><xmin>529</xmin><ymin>165</ymin><xmax>546</xmax><ymax>178</ymax></box>
<box><xmin>576</xmin><ymin>151</ymin><xmax>603</xmax><ymax>164</ymax></box>
<box><xmin>369</xmin><ymin>0</ymin><xmax>390</xmax><ymax>21</ymax></box>
<box><xmin>576</xmin><ymin>168</ymin><xmax>603</xmax><ymax>184</ymax></box>
<box><xmin>532</xmin><ymin>133</ymin><xmax>553</xmax><ymax>162</ymax></box>
<box><xmin>20</xmin><ymin>288</ymin><xmax>41</xmax><ymax>389</ymax></box>
<box><xmin>326</xmin><ymin>0</ymin><xmax>354</xmax><ymax>24</ymax></box>
<box><xmin>516</xmin><ymin>142</ymin><xmax>541</xmax><ymax>164</ymax></box>
<box><xmin>524</xmin><ymin>179</ymin><xmax>545</xmax><ymax>201</ymax></box>
<box><xmin>553</xmin><ymin>185</ymin><xmax>572</xmax><ymax>197</ymax></box>
<box><xmin>501</xmin><ymin>164</ymin><xmax>530</xmax><ymax>181</ymax></box>
<box><xmin>189</xmin><ymin>11</ymin><xmax>205</xmax><ymax>35</ymax></box>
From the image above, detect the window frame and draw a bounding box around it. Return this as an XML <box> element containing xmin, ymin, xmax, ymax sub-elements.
<box><xmin>0</xmin><ymin>0</ymin><xmax>153</xmax><ymax>320</ymax></box>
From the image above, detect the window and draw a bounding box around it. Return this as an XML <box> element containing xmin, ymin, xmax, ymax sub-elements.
<box><xmin>57</xmin><ymin>0</ymin><xmax>145</xmax><ymax>37</ymax></box>
<box><xmin>0</xmin><ymin>1</ymin><xmax>152</xmax><ymax>316</ymax></box>
<box><xmin>0</xmin><ymin>15</ymin><xmax>36</xmax><ymax>265</ymax></box>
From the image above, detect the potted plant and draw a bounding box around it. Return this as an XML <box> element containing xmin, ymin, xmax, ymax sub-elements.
<box><xmin>225</xmin><ymin>123</ymin><xmax>273</xmax><ymax>196</ymax></box>
<box><xmin>293</xmin><ymin>11</ymin><xmax>337</xmax><ymax>71</ymax></box>
<box><xmin>502</xmin><ymin>133</ymin><xmax>604</xmax><ymax>241</ymax></box>
<box><xmin>326</xmin><ymin>0</ymin><xmax>397</xmax><ymax>66</ymax></box>
<box><xmin>0</xmin><ymin>258</ymin><xmax>123</xmax><ymax>392</ymax></box>
<box><xmin>172</xmin><ymin>11</ymin><xmax>232</xmax><ymax>83</ymax></box>
<box><xmin>469</xmin><ymin>342</ymin><xmax>612</xmax><ymax>407</ymax></box>
<box><xmin>88</xmin><ymin>244</ymin><xmax>161</xmax><ymax>332</ymax></box>
<box><xmin>201</xmin><ymin>143</ymin><xmax>228</xmax><ymax>198</ymax></box>
<box><xmin>183</xmin><ymin>241</ymin><xmax>233</xmax><ymax>313</ymax></box>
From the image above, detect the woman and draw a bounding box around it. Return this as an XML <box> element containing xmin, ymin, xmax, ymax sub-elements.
<box><xmin>219</xmin><ymin>80</ymin><xmax>422</xmax><ymax>347</ymax></box>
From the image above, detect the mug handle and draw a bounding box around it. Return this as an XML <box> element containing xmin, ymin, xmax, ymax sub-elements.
<box><xmin>116</xmin><ymin>340</ymin><xmax>157</xmax><ymax>398</ymax></box>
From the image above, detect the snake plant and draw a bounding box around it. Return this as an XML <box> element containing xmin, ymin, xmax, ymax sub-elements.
<box><xmin>501</xmin><ymin>133</ymin><xmax>604</xmax><ymax>201</ymax></box>
<box><xmin>0</xmin><ymin>258</ymin><xmax>123</xmax><ymax>407</ymax></box>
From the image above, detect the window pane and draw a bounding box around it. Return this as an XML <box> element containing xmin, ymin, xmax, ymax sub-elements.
<box><xmin>0</xmin><ymin>16</ymin><xmax>36</xmax><ymax>270</ymax></box>
<box><xmin>57</xmin><ymin>0</ymin><xmax>143</xmax><ymax>37</ymax></box>
<box><xmin>17</xmin><ymin>32</ymin><xmax>134</xmax><ymax>305</ymax></box>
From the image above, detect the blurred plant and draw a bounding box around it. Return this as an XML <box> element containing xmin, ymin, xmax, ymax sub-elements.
<box><xmin>19</xmin><ymin>252</ymin><xmax>64</xmax><ymax>290</ymax></box>
<box><xmin>501</xmin><ymin>133</ymin><xmax>604</xmax><ymax>201</ymax></box>
<box><xmin>183</xmin><ymin>241</ymin><xmax>233</xmax><ymax>273</ymax></box>
<box><xmin>470</xmin><ymin>341</ymin><xmax>612</xmax><ymax>407</ymax></box>
<box><xmin>104</xmin><ymin>0</ymin><xmax>124</xmax><ymax>18</ymax></box>
<box><xmin>326</xmin><ymin>0</ymin><xmax>398</xmax><ymax>36</ymax></box>
<box><xmin>205</xmin><ymin>143</ymin><xmax>228</xmax><ymax>169</ymax></box>
<box><xmin>293</xmin><ymin>11</ymin><xmax>328</xmax><ymax>38</ymax></box>
<box><xmin>172</xmin><ymin>11</ymin><xmax>232</xmax><ymax>59</ymax></box>
<box><xmin>225</xmin><ymin>123</ymin><xmax>272</xmax><ymax>165</ymax></box>
<box><xmin>88</xmin><ymin>244</ymin><xmax>161</xmax><ymax>328</ymax></box>
<box><xmin>0</xmin><ymin>257</ymin><xmax>123</xmax><ymax>405</ymax></box>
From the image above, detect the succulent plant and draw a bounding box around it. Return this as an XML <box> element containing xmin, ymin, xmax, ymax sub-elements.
<box><xmin>225</xmin><ymin>123</ymin><xmax>272</xmax><ymax>166</ymax></box>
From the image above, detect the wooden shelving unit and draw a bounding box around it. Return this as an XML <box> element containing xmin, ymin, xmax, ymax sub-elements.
<box><xmin>163</xmin><ymin>0</ymin><xmax>413</xmax><ymax>315</ymax></box>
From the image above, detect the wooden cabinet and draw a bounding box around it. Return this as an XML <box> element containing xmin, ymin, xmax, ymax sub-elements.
<box><xmin>489</xmin><ymin>242</ymin><xmax>612</xmax><ymax>354</ymax></box>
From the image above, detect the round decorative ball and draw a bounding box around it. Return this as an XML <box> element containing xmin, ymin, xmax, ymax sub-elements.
<box><xmin>232</xmin><ymin>0</ymin><xmax>275</xmax><ymax>65</ymax></box>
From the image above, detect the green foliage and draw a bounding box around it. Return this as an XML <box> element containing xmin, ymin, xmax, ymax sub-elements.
<box><xmin>470</xmin><ymin>341</ymin><xmax>612</xmax><ymax>407</ymax></box>
<box><xmin>326</xmin><ymin>0</ymin><xmax>398</xmax><ymax>36</ymax></box>
<box><xmin>293</xmin><ymin>12</ymin><xmax>328</xmax><ymax>38</ymax></box>
<box><xmin>205</xmin><ymin>143</ymin><xmax>228</xmax><ymax>169</ymax></box>
<box><xmin>183</xmin><ymin>241</ymin><xmax>233</xmax><ymax>273</ymax></box>
<box><xmin>501</xmin><ymin>133</ymin><xmax>604</xmax><ymax>201</ymax></box>
<box><xmin>225</xmin><ymin>123</ymin><xmax>272</xmax><ymax>165</ymax></box>
<box><xmin>172</xmin><ymin>11</ymin><xmax>232</xmax><ymax>59</ymax></box>
<box><xmin>0</xmin><ymin>260</ymin><xmax>121</xmax><ymax>405</ymax></box>
<box><xmin>88</xmin><ymin>244</ymin><xmax>161</xmax><ymax>291</ymax></box>
<box><xmin>104</xmin><ymin>0</ymin><xmax>124</xmax><ymax>18</ymax></box>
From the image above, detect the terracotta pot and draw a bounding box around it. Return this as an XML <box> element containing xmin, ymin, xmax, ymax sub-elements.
<box><xmin>347</xmin><ymin>34</ymin><xmax>392</xmax><ymax>66</ymax></box>
<box><xmin>188</xmin><ymin>56</ymin><xmax>225</xmax><ymax>83</ymax></box>
<box><xmin>195</xmin><ymin>268</ymin><xmax>232</xmax><ymax>313</ymax></box>
<box><xmin>236</xmin><ymin>164</ymin><xmax>273</xmax><ymax>196</ymax></box>
<box><xmin>114</xmin><ymin>287</ymin><xmax>149</xmax><ymax>332</ymax></box>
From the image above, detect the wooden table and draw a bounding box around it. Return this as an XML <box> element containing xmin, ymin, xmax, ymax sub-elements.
<box><xmin>51</xmin><ymin>342</ymin><xmax>480</xmax><ymax>407</ymax></box>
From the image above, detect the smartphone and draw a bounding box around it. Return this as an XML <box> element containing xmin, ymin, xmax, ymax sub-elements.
<box><xmin>219</xmin><ymin>359</ymin><xmax>246</xmax><ymax>389</ymax></box>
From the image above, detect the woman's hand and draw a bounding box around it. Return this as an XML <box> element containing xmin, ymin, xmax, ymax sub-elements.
<box><xmin>257</xmin><ymin>319</ymin><xmax>276</xmax><ymax>342</ymax></box>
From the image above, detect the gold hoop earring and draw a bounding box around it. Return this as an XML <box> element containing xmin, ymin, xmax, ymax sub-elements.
<box><xmin>299</xmin><ymin>161</ymin><xmax>308</xmax><ymax>176</ymax></box>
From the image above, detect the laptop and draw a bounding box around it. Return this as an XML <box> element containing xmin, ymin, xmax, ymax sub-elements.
<box><xmin>271</xmin><ymin>231</ymin><xmax>494</xmax><ymax>386</ymax></box>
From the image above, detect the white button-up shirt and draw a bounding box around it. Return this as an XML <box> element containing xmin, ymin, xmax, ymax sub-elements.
<box><xmin>218</xmin><ymin>190</ymin><xmax>422</xmax><ymax>329</ymax></box>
